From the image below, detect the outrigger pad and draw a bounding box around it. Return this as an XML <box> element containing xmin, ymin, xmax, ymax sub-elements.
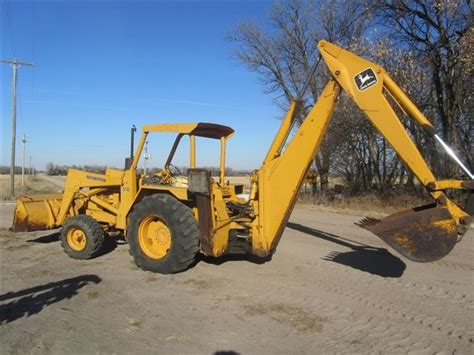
<box><xmin>357</xmin><ymin>203</ymin><xmax>459</xmax><ymax>263</ymax></box>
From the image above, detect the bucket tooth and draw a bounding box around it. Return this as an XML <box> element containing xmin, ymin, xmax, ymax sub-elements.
<box><xmin>356</xmin><ymin>203</ymin><xmax>459</xmax><ymax>263</ymax></box>
<box><xmin>356</xmin><ymin>217</ymin><xmax>381</xmax><ymax>229</ymax></box>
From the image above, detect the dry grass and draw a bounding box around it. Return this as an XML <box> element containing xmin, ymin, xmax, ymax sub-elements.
<box><xmin>42</xmin><ymin>175</ymin><xmax>66</xmax><ymax>185</ymax></box>
<box><xmin>223</xmin><ymin>175</ymin><xmax>429</xmax><ymax>215</ymax></box>
<box><xmin>244</xmin><ymin>302</ymin><xmax>326</xmax><ymax>332</ymax></box>
<box><xmin>214</xmin><ymin>175</ymin><xmax>251</xmax><ymax>191</ymax></box>
<box><xmin>128</xmin><ymin>319</ymin><xmax>142</xmax><ymax>331</ymax></box>
<box><xmin>0</xmin><ymin>175</ymin><xmax>62</xmax><ymax>200</ymax></box>
<box><xmin>297</xmin><ymin>192</ymin><xmax>431</xmax><ymax>216</ymax></box>
<box><xmin>85</xmin><ymin>290</ymin><xmax>100</xmax><ymax>300</ymax></box>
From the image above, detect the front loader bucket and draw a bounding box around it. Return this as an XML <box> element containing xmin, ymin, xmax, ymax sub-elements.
<box><xmin>12</xmin><ymin>194</ymin><xmax>63</xmax><ymax>232</ymax></box>
<box><xmin>357</xmin><ymin>203</ymin><xmax>460</xmax><ymax>262</ymax></box>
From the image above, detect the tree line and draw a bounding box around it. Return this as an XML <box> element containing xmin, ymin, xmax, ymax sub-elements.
<box><xmin>44</xmin><ymin>163</ymin><xmax>251</xmax><ymax>177</ymax></box>
<box><xmin>229</xmin><ymin>0</ymin><xmax>472</xmax><ymax>197</ymax></box>
<box><xmin>45</xmin><ymin>163</ymin><xmax>108</xmax><ymax>176</ymax></box>
<box><xmin>0</xmin><ymin>166</ymin><xmax>36</xmax><ymax>175</ymax></box>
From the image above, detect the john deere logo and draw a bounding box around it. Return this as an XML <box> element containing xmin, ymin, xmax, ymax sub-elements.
<box><xmin>354</xmin><ymin>68</ymin><xmax>377</xmax><ymax>91</ymax></box>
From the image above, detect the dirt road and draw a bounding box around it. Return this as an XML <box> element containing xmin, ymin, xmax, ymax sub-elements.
<box><xmin>1</xmin><ymin>203</ymin><xmax>472</xmax><ymax>354</ymax></box>
<box><xmin>35</xmin><ymin>174</ymin><xmax>66</xmax><ymax>189</ymax></box>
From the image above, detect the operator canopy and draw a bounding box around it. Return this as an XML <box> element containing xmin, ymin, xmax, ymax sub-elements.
<box><xmin>142</xmin><ymin>122</ymin><xmax>234</xmax><ymax>139</ymax></box>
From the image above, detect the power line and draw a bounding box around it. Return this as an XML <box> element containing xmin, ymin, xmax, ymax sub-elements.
<box><xmin>0</xmin><ymin>58</ymin><xmax>34</xmax><ymax>197</ymax></box>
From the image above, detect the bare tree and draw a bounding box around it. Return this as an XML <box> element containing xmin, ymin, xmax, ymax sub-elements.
<box><xmin>372</xmin><ymin>0</ymin><xmax>473</xmax><ymax>177</ymax></box>
<box><xmin>229</xmin><ymin>0</ymin><xmax>471</xmax><ymax>197</ymax></box>
<box><xmin>329</xmin><ymin>40</ymin><xmax>434</xmax><ymax>195</ymax></box>
<box><xmin>228</xmin><ymin>0</ymin><xmax>372</xmax><ymax>193</ymax></box>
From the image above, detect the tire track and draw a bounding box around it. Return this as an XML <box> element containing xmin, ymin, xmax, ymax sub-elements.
<box><xmin>256</xmin><ymin>255</ymin><xmax>473</xmax><ymax>353</ymax></box>
<box><xmin>313</xmin><ymin>265</ymin><xmax>473</xmax><ymax>349</ymax></box>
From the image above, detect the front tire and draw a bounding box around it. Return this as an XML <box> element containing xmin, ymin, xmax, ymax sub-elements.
<box><xmin>60</xmin><ymin>215</ymin><xmax>105</xmax><ymax>259</ymax></box>
<box><xmin>127</xmin><ymin>194</ymin><xmax>199</xmax><ymax>274</ymax></box>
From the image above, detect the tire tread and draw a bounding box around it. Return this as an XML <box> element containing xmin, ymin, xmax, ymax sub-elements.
<box><xmin>60</xmin><ymin>215</ymin><xmax>105</xmax><ymax>259</ymax></box>
<box><xmin>127</xmin><ymin>194</ymin><xmax>199</xmax><ymax>274</ymax></box>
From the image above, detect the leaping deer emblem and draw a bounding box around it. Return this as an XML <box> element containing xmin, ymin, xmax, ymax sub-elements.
<box><xmin>358</xmin><ymin>73</ymin><xmax>374</xmax><ymax>86</ymax></box>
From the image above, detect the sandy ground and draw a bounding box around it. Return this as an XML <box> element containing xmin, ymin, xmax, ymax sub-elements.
<box><xmin>0</xmin><ymin>199</ymin><xmax>472</xmax><ymax>354</ymax></box>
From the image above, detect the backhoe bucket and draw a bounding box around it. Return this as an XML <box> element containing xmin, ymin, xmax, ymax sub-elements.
<box><xmin>357</xmin><ymin>203</ymin><xmax>459</xmax><ymax>262</ymax></box>
<box><xmin>12</xmin><ymin>194</ymin><xmax>63</xmax><ymax>232</ymax></box>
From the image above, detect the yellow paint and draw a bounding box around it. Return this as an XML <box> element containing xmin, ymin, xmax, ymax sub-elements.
<box><xmin>383</xmin><ymin>75</ymin><xmax>434</xmax><ymax>129</ymax></box>
<box><xmin>67</xmin><ymin>227</ymin><xmax>87</xmax><ymax>251</ymax></box>
<box><xmin>87</xmin><ymin>209</ymin><xmax>116</xmax><ymax>226</ymax></box>
<box><xmin>138</xmin><ymin>216</ymin><xmax>171</xmax><ymax>259</ymax></box>
<box><xmin>393</xmin><ymin>234</ymin><xmax>415</xmax><ymax>252</ymax></box>
<box><xmin>429</xmin><ymin>179</ymin><xmax>470</xmax><ymax>191</ymax></box>
<box><xmin>251</xmin><ymin>81</ymin><xmax>340</xmax><ymax>255</ymax></box>
<box><xmin>142</xmin><ymin>123</ymin><xmax>234</xmax><ymax>138</ymax></box>
<box><xmin>12</xmin><ymin>194</ymin><xmax>63</xmax><ymax>232</ymax></box>
<box><xmin>263</xmin><ymin>100</ymin><xmax>300</xmax><ymax>165</ymax></box>
<box><xmin>209</xmin><ymin>184</ymin><xmax>231</xmax><ymax>256</ymax></box>
<box><xmin>220</xmin><ymin>137</ymin><xmax>226</xmax><ymax>185</ymax></box>
<box><xmin>432</xmin><ymin>219</ymin><xmax>458</xmax><ymax>234</ymax></box>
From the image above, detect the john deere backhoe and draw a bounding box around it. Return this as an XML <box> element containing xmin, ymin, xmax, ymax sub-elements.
<box><xmin>12</xmin><ymin>41</ymin><xmax>473</xmax><ymax>274</ymax></box>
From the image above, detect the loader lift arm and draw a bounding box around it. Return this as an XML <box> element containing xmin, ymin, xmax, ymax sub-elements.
<box><xmin>249</xmin><ymin>40</ymin><xmax>472</xmax><ymax>262</ymax></box>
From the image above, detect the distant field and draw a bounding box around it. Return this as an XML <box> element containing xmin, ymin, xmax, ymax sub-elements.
<box><xmin>0</xmin><ymin>175</ymin><xmax>62</xmax><ymax>200</ymax></box>
<box><xmin>0</xmin><ymin>174</ymin><xmax>251</xmax><ymax>200</ymax></box>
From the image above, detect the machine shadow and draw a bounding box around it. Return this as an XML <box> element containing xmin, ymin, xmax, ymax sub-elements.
<box><xmin>27</xmin><ymin>232</ymin><xmax>59</xmax><ymax>243</ymax></box>
<box><xmin>94</xmin><ymin>238</ymin><xmax>120</xmax><ymax>258</ymax></box>
<box><xmin>0</xmin><ymin>274</ymin><xmax>102</xmax><ymax>324</ymax></box>
<box><xmin>197</xmin><ymin>253</ymin><xmax>272</xmax><ymax>267</ymax></box>
<box><xmin>27</xmin><ymin>233</ymin><xmax>120</xmax><ymax>258</ymax></box>
<box><xmin>286</xmin><ymin>222</ymin><xmax>406</xmax><ymax>278</ymax></box>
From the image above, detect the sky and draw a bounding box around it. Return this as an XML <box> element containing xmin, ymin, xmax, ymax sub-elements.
<box><xmin>1</xmin><ymin>0</ymin><xmax>283</xmax><ymax>171</ymax></box>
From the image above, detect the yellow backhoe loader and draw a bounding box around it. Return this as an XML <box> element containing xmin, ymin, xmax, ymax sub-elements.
<box><xmin>12</xmin><ymin>41</ymin><xmax>473</xmax><ymax>274</ymax></box>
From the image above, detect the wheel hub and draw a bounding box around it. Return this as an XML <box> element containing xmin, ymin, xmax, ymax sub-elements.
<box><xmin>67</xmin><ymin>227</ymin><xmax>87</xmax><ymax>251</ymax></box>
<box><xmin>138</xmin><ymin>216</ymin><xmax>171</xmax><ymax>259</ymax></box>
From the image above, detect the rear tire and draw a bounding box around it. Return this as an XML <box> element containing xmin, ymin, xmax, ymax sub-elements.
<box><xmin>127</xmin><ymin>194</ymin><xmax>199</xmax><ymax>274</ymax></box>
<box><xmin>60</xmin><ymin>215</ymin><xmax>105</xmax><ymax>259</ymax></box>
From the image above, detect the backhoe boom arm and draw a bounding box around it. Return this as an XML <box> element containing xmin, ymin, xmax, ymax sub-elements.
<box><xmin>249</xmin><ymin>40</ymin><xmax>472</xmax><ymax>262</ymax></box>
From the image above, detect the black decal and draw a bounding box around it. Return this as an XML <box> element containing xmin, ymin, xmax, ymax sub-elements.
<box><xmin>86</xmin><ymin>175</ymin><xmax>106</xmax><ymax>182</ymax></box>
<box><xmin>354</xmin><ymin>68</ymin><xmax>377</xmax><ymax>91</ymax></box>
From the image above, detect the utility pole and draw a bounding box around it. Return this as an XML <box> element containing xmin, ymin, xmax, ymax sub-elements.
<box><xmin>21</xmin><ymin>134</ymin><xmax>27</xmax><ymax>187</ymax></box>
<box><xmin>144</xmin><ymin>140</ymin><xmax>150</xmax><ymax>175</ymax></box>
<box><xmin>1</xmin><ymin>59</ymin><xmax>34</xmax><ymax>197</ymax></box>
